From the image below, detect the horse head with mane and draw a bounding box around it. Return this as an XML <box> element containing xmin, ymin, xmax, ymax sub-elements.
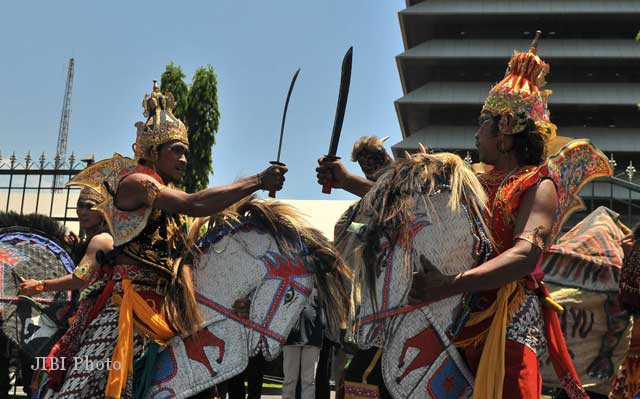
<box><xmin>148</xmin><ymin>197</ymin><xmax>351</xmax><ymax>399</ymax></box>
<box><xmin>339</xmin><ymin>153</ymin><xmax>491</xmax><ymax>399</ymax></box>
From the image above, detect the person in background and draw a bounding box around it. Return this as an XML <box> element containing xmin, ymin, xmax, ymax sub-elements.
<box><xmin>282</xmin><ymin>289</ymin><xmax>324</xmax><ymax>399</ymax></box>
<box><xmin>351</xmin><ymin>136</ymin><xmax>392</xmax><ymax>182</ymax></box>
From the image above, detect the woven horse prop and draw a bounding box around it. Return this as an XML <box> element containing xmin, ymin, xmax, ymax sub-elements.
<box><xmin>0</xmin><ymin>212</ymin><xmax>79</xmax><ymax>359</ymax></box>
<box><xmin>339</xmin><ymin>153</ymin><xmax>491</xmax><ymax>399</ymax></box>
<box><xmin>148</xmin><ymin>198</ymin><xmax>350</xmax><ymax>399</ymax></box>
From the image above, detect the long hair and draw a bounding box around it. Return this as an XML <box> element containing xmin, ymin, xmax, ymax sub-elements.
<box><xmin>162</xmin><ymin>259</ymin><xmax>204</xmax><ymax>337</ymax></box>
<box><xmin>490</xmin><ymin>114</ymin><xmax>546</xmax><ymax>166</ymax></box>
<box><xmin>162</xmin><ymin>215</ymin><xmax>204</xmax><ymax>337</ymax></box>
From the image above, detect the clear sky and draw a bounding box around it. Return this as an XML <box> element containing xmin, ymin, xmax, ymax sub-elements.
<box><xmin>0</xmin><ymin>1</ymin><xmax>405</xmax><ymax>200</ymax></box>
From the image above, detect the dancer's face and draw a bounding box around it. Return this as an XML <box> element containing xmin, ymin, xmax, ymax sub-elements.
<box><xmin>76</xmin><ymin>199</ymin><xmax>102</xmax><ymax>230</ymax></box>
<box><xmin>475</xmin><ymin>114</ymin><xmax>499</xmax><ymax>165</ymax></box>
<box><xmin>156</xmin><ymin>140</ymin><xmax>189</xmax><ymax>184</ymax></box>
<box><xmin>357</xmin><ymin>151</ymin><xmax>389</xmax><ymax>181</ymax></box>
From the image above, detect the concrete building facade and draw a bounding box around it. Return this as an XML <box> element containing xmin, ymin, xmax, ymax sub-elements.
<box><xmin>391</xmin><ymin>0</ymin><xmax>640</xmax><ymax>175</ymax></box>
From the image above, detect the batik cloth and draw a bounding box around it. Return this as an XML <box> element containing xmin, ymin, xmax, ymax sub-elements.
<box><xmin>44</xmin><ymin>264</ymin><xmax>169</xmax><ymax>399</ymax></box>
<box><xmin>41</xmin><ymin>262</ymin><xmax>109</xmax><ymax>392</ymax></box>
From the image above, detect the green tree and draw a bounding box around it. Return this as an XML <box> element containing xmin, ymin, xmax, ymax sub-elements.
<box><xmin>160</xmin><ymin>62</ymin><xmax>189</xmax><ymax>122</ymax></box>
<box><xmin>184</xmin><ymin>66</ymin><xmax>220</xmax><ymax>193</ymax></box>
<box><xmin>159</xmin><ymin>63</ymin><xmax>220</xmax><ymax>192</ymax></box>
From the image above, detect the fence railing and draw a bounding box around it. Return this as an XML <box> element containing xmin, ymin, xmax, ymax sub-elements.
<box><xmin>2</xmin><ymin>150</ymin><xmax>640</xmax><ymax>230</ymax></box>
<box><xmin>559</xmin><ymin>169</ymin><xmax>640</xmax><ymax>230</ymax></box>
<box><xmin>0</xmin><ymin>152</ymin><xmax>92</xmax><ymax>228</ymax></box>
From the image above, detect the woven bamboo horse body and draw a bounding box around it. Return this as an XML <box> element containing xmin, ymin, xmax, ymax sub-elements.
<box><xmin>343</xmin><ymin>153</ymin><xmax>491</xmax><ymax>399</ymax></box>
<box><xmin>147</xmin><ymin>198</ymin><xmax>350</xmax><ymax>399</ymax></box>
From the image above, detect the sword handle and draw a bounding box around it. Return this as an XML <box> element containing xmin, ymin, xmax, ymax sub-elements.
<box><xmin>321</xmin><ymin>155</ymin><xmax>340</xmax><ymax>195</ymax></box>
<box><xmin>11</xmin><ymin>269</ymin><xmax>26</xmax><ymax>283</ymax></box>
<box><xmin>322</xmin><ymin>179</ymin><xmax>333</xmax><ymax>195</ymax></box>
<box><xmin>268</xmin><ymin>161</ymin><xmax>286</xmax><ymax>198</ymax></box>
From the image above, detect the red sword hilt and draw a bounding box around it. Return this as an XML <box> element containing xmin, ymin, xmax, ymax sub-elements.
<box><xmin>321</xmin><ymin>155</ymin><xmax>340</xmax><ymax>195</ymax></box>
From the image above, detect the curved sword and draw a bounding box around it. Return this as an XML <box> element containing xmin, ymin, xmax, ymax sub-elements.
<box><xmin>269</xmin><ymin>68</ymin><xmax>301</xmax><ymax>198</ymax></box>
<box><xmin>322</xmin><ymin>46</ymin><xmax>353</xmax><ymax>194</ymax></box>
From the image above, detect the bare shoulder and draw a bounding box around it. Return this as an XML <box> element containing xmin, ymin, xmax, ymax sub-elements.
<box><xmin>119</xmin><ymin>172</ymin><xmax>163</xmax><ymax>192</ymax></box>
<box><xmin>530</xmin><ymin>178</ymin><xmax>557</xmax><ymax>204</ymax></box>
<box><xmin>521</xmin><ymin>178</ymin><xmax>558</xmax><ymax>216</ymax></box>
<box><xmin>117</xmin><ymin>172</ymin><xmax>164</xmax><ymax>208</ymax></box>
<box><xmin>87</xmin><ymin>232</ymin><xmax>114</xmax><ymax>252</ymax></box>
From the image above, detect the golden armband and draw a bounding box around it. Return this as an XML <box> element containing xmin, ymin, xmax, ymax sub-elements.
<box><xmin>141</xmin><ymin>179</ymin><xmax>166</xmax><ymax>205</ymax></box>
<box><xmin>514</xmin><ymin>225</ymin><xmax>546</xmax><ymax>251</ymax></box>
<box><xmin>73</xmin><ymin>259</ymin><xmax>96</xmax><ymax>281</ymax></box>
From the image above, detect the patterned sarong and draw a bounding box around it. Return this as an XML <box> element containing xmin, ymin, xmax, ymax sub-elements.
<box><xmin>43</xmin><ymin>265</ymin><xmax>168</xmax><ymax>399</ymax></box>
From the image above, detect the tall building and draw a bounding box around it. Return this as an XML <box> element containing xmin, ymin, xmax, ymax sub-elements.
<box><xmin>391</xmin><ymin>0</ymin><xmax>640</xmax><ymax>175</ymax></box>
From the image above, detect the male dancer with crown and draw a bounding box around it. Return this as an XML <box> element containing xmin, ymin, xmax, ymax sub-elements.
<box><xmin>318</xmin><ymin>34</ymin><xmax>590</xmax><ymax>398</ymax></box>
<box><xmin>47</xmin><ymin>81</ymin><xmax>287</xmax><ymax>399</ymax></box>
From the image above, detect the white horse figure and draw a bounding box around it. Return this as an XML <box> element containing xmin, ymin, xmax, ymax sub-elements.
<box><xmin>147</xmin><ymin>198</ymin><xmax>350</xmax><ymax>399</ymax></box>
<box><xmin>340</xmin><ymin>153</ymin><xmax>491</xmax><ymax>399</ymax></box>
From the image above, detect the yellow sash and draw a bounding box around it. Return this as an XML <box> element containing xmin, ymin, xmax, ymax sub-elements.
<box><xmin>472</xmin><ymin>281</ymin><xmax>516</xmax><ymax>399</ymax></box>
<box><xmin>105</xmin><ymin>279</ymin><xmax>174</xmax><ymax>399</ymax></box>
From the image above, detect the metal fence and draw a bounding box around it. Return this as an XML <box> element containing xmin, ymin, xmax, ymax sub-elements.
<box><xmin>1</xmin><ymin>150</ymin><xmax>640</xmax><ymax>230</ymax></box>
<box><xmin>0</xmin><ymin>151</ymin><xmax>92</xmax><ymax>228</ymax></box>
<box><xmin>576</xmin><ymin>158</ymin><xmax>640</xmax><ymax>228</ymax></box>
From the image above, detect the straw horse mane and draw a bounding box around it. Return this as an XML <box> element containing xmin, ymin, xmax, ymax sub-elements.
<box><xmin>0</xmin><ymin>211</ymin><xmax>85</xmax><ymax>262</ymax></box>
<box><xmin>350</xmin><ymin>152</ymin><xmax>489</xmax><ymax>311</ymax></box>
<box><xmin>192</xmin><ymin>196</ymin><xmax>352</xmax><ymax>333</ymax></box>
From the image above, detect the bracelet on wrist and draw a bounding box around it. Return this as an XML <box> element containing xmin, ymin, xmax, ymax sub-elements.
<box><xmin>35</xmin><ymin>280</ymin><xmax>46</xmax><ymax>293</ymax></box>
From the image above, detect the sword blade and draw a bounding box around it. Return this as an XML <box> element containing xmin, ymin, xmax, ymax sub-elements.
<box><xmin>275</xmin><ymin>68</ymin><xmax>301</xmax><ymax>163</ymax></box>
<box><xmin>327</xmin><ymin>47</ymin><xmax>353</xmax><ymax>157</ymax></box>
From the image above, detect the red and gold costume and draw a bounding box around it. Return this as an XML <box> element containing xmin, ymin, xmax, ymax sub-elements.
<box><xmin>453</xmin><ymin>34</ymin><xmax>589</xmax><ymax>399</ymax></box>
<box><xmin>37</xmin><ymin>187</ymin><xmax>111</xmax><ymax>393</ymax></box>
<box><xmin>47</xmin><ymin>82</ymin><xmax>191</xmax><ymax>399</ymax></box>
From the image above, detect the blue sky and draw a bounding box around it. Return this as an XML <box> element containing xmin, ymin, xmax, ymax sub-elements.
<box><xmin>0</xmin><ymin>1</ymin><xmax>405</xmax><ymax>200</ymax></box>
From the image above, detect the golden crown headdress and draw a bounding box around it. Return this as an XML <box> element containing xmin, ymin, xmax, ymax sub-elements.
<box><xmin>78</xmin><ymin>186</ymin><xmax>104</xmax><ymax>204</ymax></box>
<box><xmin>482</xmin><ymin>31</ymin><xmax>554</xmax><ymax>139</ymax></box>
<box><xmin>133</xmin><ymin>80</ymin><xmax>189</xmax><ymax>161</ymax></box>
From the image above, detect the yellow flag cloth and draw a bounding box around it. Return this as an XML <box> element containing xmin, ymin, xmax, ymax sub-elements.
<box><xmin>105</xmin><ymin>279</ymin><xmax>175</xmax><ymax>399</ymax></box>
<box><xmin>472</xmin><ymin>281</ymin><xmax>517</xmax><ymax>399</ymax></box>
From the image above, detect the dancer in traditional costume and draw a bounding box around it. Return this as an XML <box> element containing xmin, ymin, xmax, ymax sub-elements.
<box><xmin>19</xmin><ymin>186</ymin><xmax>113</xmax><ymax>396</ymax></box>
<box><xmin>318</xmin><ymin>34</ymin><xmax>588</xmax><ymax>398</ymax></box>
<box><xmin>46</xmin><ymin>81</ymin><xmax>287</xmax><ymax>399</ymax></box>
<box><xmin>408</xmin><ymin>35</ymin><xmax>589</xmax><ymax>399</ymax></box>
<box><xmin>351</xmin><ymin>136</ymin><xmax>392</xmax><ymax>182</ymax></box>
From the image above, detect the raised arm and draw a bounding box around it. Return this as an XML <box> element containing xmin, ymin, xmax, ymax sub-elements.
<box><xmin>116</xmin><ymin>164</ymin><xmax>287</xmax><ymax>217</ymax></box>
<box><xmin>316</xmin><ymin>157</ymin><xmax>373</xmax><ymax>198</ymax></box>
<box><xmin>410</xmin><ymin>178</ymin><xmax>558</xmax><ymax>304</ymax></box>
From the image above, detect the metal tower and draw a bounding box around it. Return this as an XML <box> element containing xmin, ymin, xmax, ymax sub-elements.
<box><xmin>54</xmin><ymin>58</ymin><xmax>74</xmax><ymax>188</ymax></box>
